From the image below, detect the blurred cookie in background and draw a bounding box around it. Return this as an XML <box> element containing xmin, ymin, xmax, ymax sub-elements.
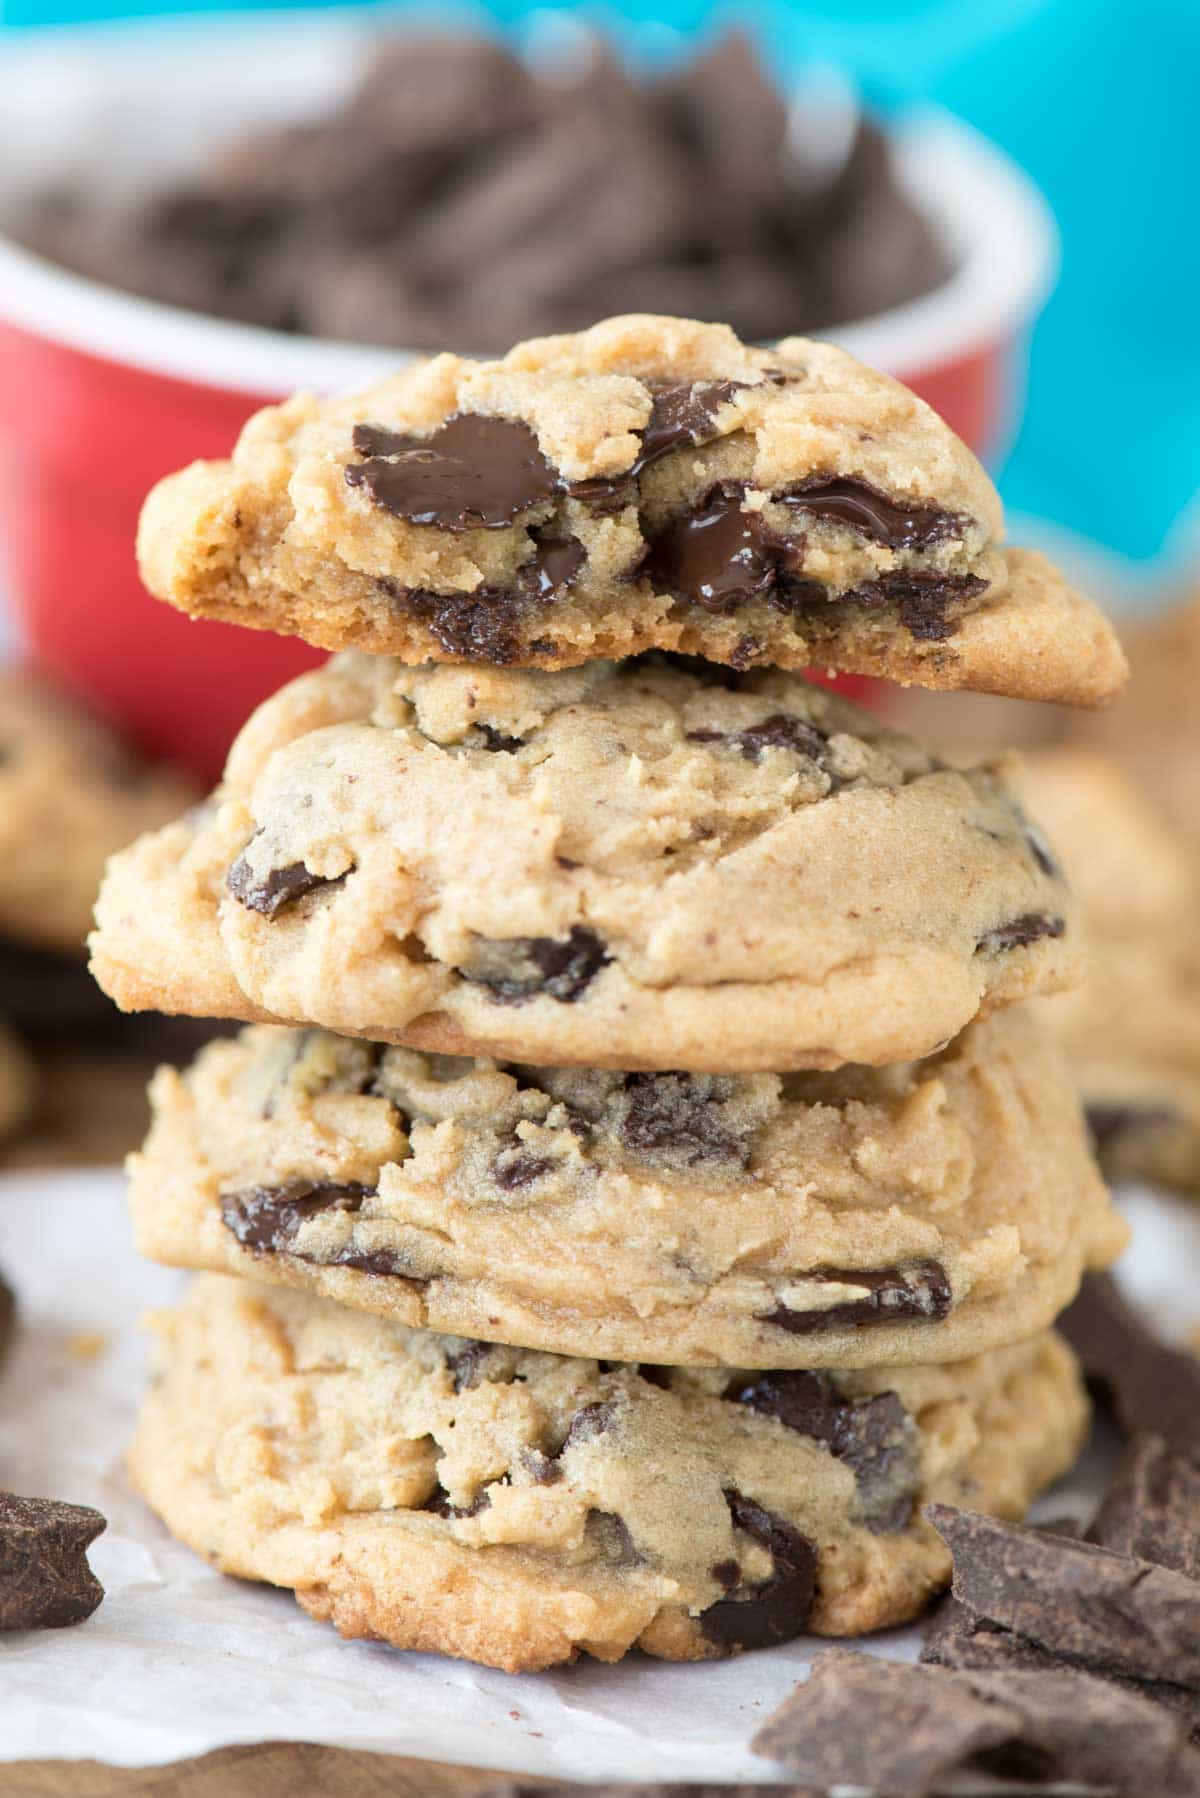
<box><xmin>1074</xmin><ymin>592</ymin><xmax>1200</xmax><ymax>863</ymax></box>
<box><xmin>0</xmin><ymin>1015</ymin><xmax>35</xmax><ymax>1145</ymax></box>
<box><xmin>0</xmin><ymin>669</ymin><xmax>216</xmax><ymax>1164</ymax></box>
<box><xmin>1021</xmin><ymin>746</ymin><xmax>1200</xmax><ymax>1195</ymax></box>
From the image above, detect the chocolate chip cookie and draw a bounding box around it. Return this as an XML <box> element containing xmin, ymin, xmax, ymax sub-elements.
<box><xmin>130</xmin><ymin>1008</ymin><xmax>1124</xmax><ymax>1367</ymax></box>
<box><xmin>1075</xmin><ymin>593</ymin><xmax>1200</xmax><ymax>863</ymax></box>
<box><xmin>0</xmin><ymin>669</ymin><xmax>197</xmax><ymax>958</ymax></box>
<box><xmin>137</xmin><ymin>315</ymin><xmax>1126</xmax><ymax>705</ymax></box>
<box><xmin>90</xmin><ymin>653</ymin><xmax>1082</xmax><ymax>1071</ymax></box>
<box><xmin>128</xmin><ymin>1275</ymin><xmax>1088</xmax><ymax>1671</ymax></box>
<box><xmin>1024</xmin><ymin>747</ymin><xmax>1200</xmax><ymax>1193</ymax></box>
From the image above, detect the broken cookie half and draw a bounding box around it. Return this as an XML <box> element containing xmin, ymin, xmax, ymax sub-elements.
<box><xmin>137</xmin><ymin>314</ymin><xmax>1126</xmax><ymax>707</ymax></box>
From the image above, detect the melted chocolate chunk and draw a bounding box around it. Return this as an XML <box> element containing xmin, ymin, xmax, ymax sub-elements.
<box><xmin>521</xmin><ymin>1449</ymin><xmax>563</xmax><ymax>1486</ymax></box>
<box><xmin>729</xmin><ymin>1371</ymin><xmax>917</xmax><ymax>1533</ymax></box>
<box><xmin>841</xmin><ymin>571</ymin><xmax>987</xmax><ymax>641</ymax></box>
<box><xmin>460</xmin><ymin>926</ymin><xmax>609</xmax><ymax>1003</ymax></box>
<box><xmin>420</xmin><ymin>1485</ymin><xmax>490</xmax><ymax>1520</ymax></box>
<box><xmin>976</xmin><ymin>913</ymin><xmax>1066</xmax><ymax>954</ymax></box>
<box><xmin>0</xmin><ymin>1492</ymin><xmax>106</xmax><ymax>1630</ymax></box>
<box><xmin>519</xmin><ymin>530</ymin><xmax>585</xmax><ymax>600</ymax></box>
<box><xmin>644</xmin><ymin>488</ymin><xmax>787</xmax><ymax>613</ymax></box>
<box><xmin>560</xmin><ymin>1402</ymin><xmax>616</xmax><ymax>1453</ymax></box>
<box><xmin>620</xmin><ymin>1072</ymin><xmax>749</xmax><ymax>1168</ymax></box>
<box><xmin>687</xmin><ymin>712</ymin><xmax>830</xmax><ymax>767</ymax></box>
<box><xmin>491</xmin><ymin>1144</ymin><xmax>555</xmax><ymax>1190</ymax></box>
<box><xmin>220</xmin><ymin>1178</ymin><xmax>376</xmax><ymax>1252</ymax></box>
<box><xmin>445</xmin><ymin>1340</ymin><xmax>491</xmax><ymax>1392</ymax></box>
<box><xmin>227</xmin><ymin>855</ymin><xmax>342</xmax><ymax>918</ymax></box>
<box><xmin>700</xmin><ymin>1491</ymin><xmax>817</xmax><ymax>1650</ymax></box>
<box><xmin>379</xmin><ymin>579</ymin><xmax>528</xmax><ymax>664</ymax></box>
<box><xmin>569</xmin><ymin>380</ymin><xmax>748</xmax><ymax>510</ymax></box>
<box><xmin>346</xmin><ymin>414</ymin><xmax>559</xmax><ymax>530</ymax></box>
<box><xmin>478</xmin><ymin>724</ymin><xmax>525</xmax><ymax>753</ymax></box>
<box><xmin>781</xmin><ymin>476</ymin><xmax>969</xmax><ymax>551</ymax></box>
<box><xmin>220</xmin><ymin>1179</ymin><xmax>418</xmax><ymax>1278</ymax></box>
<box><xmin>760</xmin><ymin>1259</ymin><xmax>953</xmax><ymax>1335</ymax></box>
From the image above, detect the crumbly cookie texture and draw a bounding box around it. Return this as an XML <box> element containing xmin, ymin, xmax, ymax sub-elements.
<box><xmin>129</xmin><ymin>1275</ymin><xmax>1087</xmax><ymax>1672</ymax></box>
<box><xmin>1024</xmin><ymin>747</ymin><xmax>1200</xmax><ymax>1194</ymax></box>
<box><xmin>130</xmin><ymin>1009</ymin><xmax>1124</xmax><ymax>1368</ymax></box>
<box><xmin>0</xmin><ymin>1017</ymin><xmax>34</xmax><ymax>1143</ymax></box>
<box><xmin>1075</xmin><ymin>593</ymin><xmax>1200</xmax><ymax>858</ymax></box>
<box><xmin>91</xmin><ymin>654</ymin><xmax>1082</xmax><ymax>1073</ymax></box>
<box><xmin>0</xmin><ymin>669</ymin><xmax>198</xmax><ymax>955</ymax></box>
<box><xmin>137</xmin><ymin>315</ymin><xmax>1126</xmax><ymax>706</ymax></box>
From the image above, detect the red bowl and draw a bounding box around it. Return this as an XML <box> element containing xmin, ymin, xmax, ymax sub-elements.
<box><xmin>0</xmin><ymin>22</ymin><xmax>1057</xmax><ymax>779</ymax></box>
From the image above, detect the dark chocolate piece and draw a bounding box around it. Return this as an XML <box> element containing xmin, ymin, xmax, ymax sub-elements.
<box><xmin>643</xmin><ymin>488</ymin><xmax>788</xmax><ymax>614</ymax></box>
<box><xmin>226</xmin><ymin>855</ymin><xmax>342</xmax><ymax>918</ymax></box>
<box><xmin>699</xmin><ymin>1491</ymin><xmax>817</xmax><ymax>1650</ymax></box>
<box><xmin>420</xmin><ymin>1484</ymin><xmax>490</xmax><ymax>1520</ymax></box>
<box><xmin>976</xmin><ymin>912</ymin><xmax>1066</xmax><ymax>954</ymax></box>
<box><xmin>346</xmin><ymin>414</ymin><xmax>559</xmax><ymax>530</ymax></box>
<box><xmin>781</xmin><ymin>475</ymin><xmax>969</xmax><ymax>550</ymax></box>
<box><xmin>490</xmin><ymin>1144</ymin><xmax>555</xmax><ymax>1190</ymax></box>
<box><xmin>380</xmin><ymin>580</ymin><xmax>528</xmax><ymax>664</ymax></box>
<box><xmin>926</xmin><ymin>1503</ymin><xmax>1200</xmax><ymax>1692</ymax></box>
<box><xmin>1021</xmin><ymin>814</ymin><xmax>1060</xmax><ymax>878</ymax></box>
<box><xmin>1088</xmin><ymin>1434</ymin><xmax>1200</xmax><ymax>1578</ymax></box>
<box><xmin>759</xmin><ymin>1259</ymin><xmax>952</xmax><ymax>1335</ymax></box>
<box><xmin>220</xmin><ymin>1178</ymin><xmax>417</xmax><ymax>1277</ymax></box>
<box><xmin>619</xmin><ymin>1072</ymin><xmax>749</xmax><ymax>1168</ymax></box>
<box><xmin>445</xmin><ymin>1340</ymin><xmax>491</xmax><ymax>1392</ymax></box>
<box><xmin>0</xmin><ymin>1492</ymin><xmax>106</xmax><ymax>1630</ymax></box>
<box><xmin>459</xmin><ymin>926</ymin><xmax>609</xmax><ymax>1003</ymax></box>
<box><xmin>753</xmin><ymin>1649</ymin><xmax>1023</xmax><ymax>1792</ymax></box>
<box><xmin>1060</xmin><ymin>1273</ymin><xmax>1200</xmax><ymax>1457</ymax></box>
<box><xmin>687</xmin><ymin>713</ymin><xmax>830</xmax><ymax>767</ymax></box>
<box><xmin>921</xmin><ymin>1595</ymin><xmax>1200</xmax><ymax>1741</ymax></box>
<box><xmin>220</xmin><ymin>1178</ymin><xmax>376</xmax><ymax>1251</ymax></box>
<box><xmin>570</xmin><ymin>380</ymin><xmax>748</xmax><ymax>510</ymax></box>
<box><xmin>839</xmin><ymin>570</ymin><xmax>986</xmax><ymax>641</ymax></box>
<box><xmin>754</xmin><ymin>1647</ymin><xmax>1200</xmax><ymax>1797</ymax></box>
<box><xmin>729</xmin><ymin>1370</ymin><xmax>917</xmax><ymax>1532</ymax></box>
<box><xmin>560</xmin><ymin>1402</ymin><xmax>617</xmax><ymax>1453</ymax></box>
<box><xmin>519</xmin><ymin>531</ymin><xmax>585</xmax><ymax>599</ymax></box>
<box><xmin>478</xmin><ymin>724</ymin><xmax>525</xmax><ymax>753</ymax></box>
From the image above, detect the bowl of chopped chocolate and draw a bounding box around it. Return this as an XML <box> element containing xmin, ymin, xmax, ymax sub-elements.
<box><xmin>0</xmin><ymin>16</ymin><xmax>1055</xmax><ymax>775</ymax></box>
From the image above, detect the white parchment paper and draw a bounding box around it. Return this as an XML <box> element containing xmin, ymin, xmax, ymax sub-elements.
<box><xmin>1</xmin><ymin>1169</ymin><xmax>1195</xmax><ymax>1781</ymax></box>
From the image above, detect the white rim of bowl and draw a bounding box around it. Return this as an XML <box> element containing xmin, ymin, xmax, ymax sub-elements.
<box><xmin>0</xmin><ymin>104</ymin><xmax>1056</xmax><ymax>397</ymax></box>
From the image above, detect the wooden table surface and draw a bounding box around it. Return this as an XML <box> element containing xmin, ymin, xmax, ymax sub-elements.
<box><xmin>1</xmin><ymin>1047</ymin><xmax>548</xmax><ymax>1797</ymax></box>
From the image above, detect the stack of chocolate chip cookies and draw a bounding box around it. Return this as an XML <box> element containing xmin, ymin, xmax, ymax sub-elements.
<box><xmin>91</xmin><ymin>315</ymin><xmax>1130</xmax><ymax>1673</ymax></box>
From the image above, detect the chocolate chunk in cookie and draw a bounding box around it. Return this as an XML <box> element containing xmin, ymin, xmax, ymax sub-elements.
<box><xmin>699</xmin><ymin>1491</ymin><xmax>817</xmax><ymax>1650</ymax></box>
<box><xmin>729</xmin><ymin>1371</ymin><xmax>918</xmax><ymax>1533</ymax></box>
<box><xmin>459</xmin><ymin>926</ymin><xmax>609</xmax><ymax>1003</ymax></box>
<box><xmin>0</xmin><ymin>1492</ymin><xmax>106</xmax><ymax>1630</ymax></box>
<box><xmin>619</xmin><ymin>1072</ymin><xmax>750</xmax><ymax>1168</ymax></box>
<box><xmin>976</xmin><ymin>913</ymin><xmax>1066</xmax><ymax>954</ymax></box>
<box><xmin>220</xmin><ymin>1179</ymin><xmax>419</xmax><ymax>1278</ymax></box>
<box><xmin>227</xmin><ymin>855</ymin><xmax>344</xmax><ymax>917</ymax></box>
<box><xmin>346</xmin><ymin>415</ymin><xmax>560</xmax><ymax>530</ymax></box>
<box><xmin>761</xmin><ymin>1260</ymin><xmax>953</xmax><ymax>1335</ymax></box>
<box><xmin>780</xmin><ymin>477</ymin><xmax>969</xmax><ymax>550</ymax></box>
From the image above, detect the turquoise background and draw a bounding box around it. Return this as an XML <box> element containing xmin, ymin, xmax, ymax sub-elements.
<box><xmin>3</xmin><ymin>0</ymin><xmax>1196</xmax><ymax>580</ymax></box>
